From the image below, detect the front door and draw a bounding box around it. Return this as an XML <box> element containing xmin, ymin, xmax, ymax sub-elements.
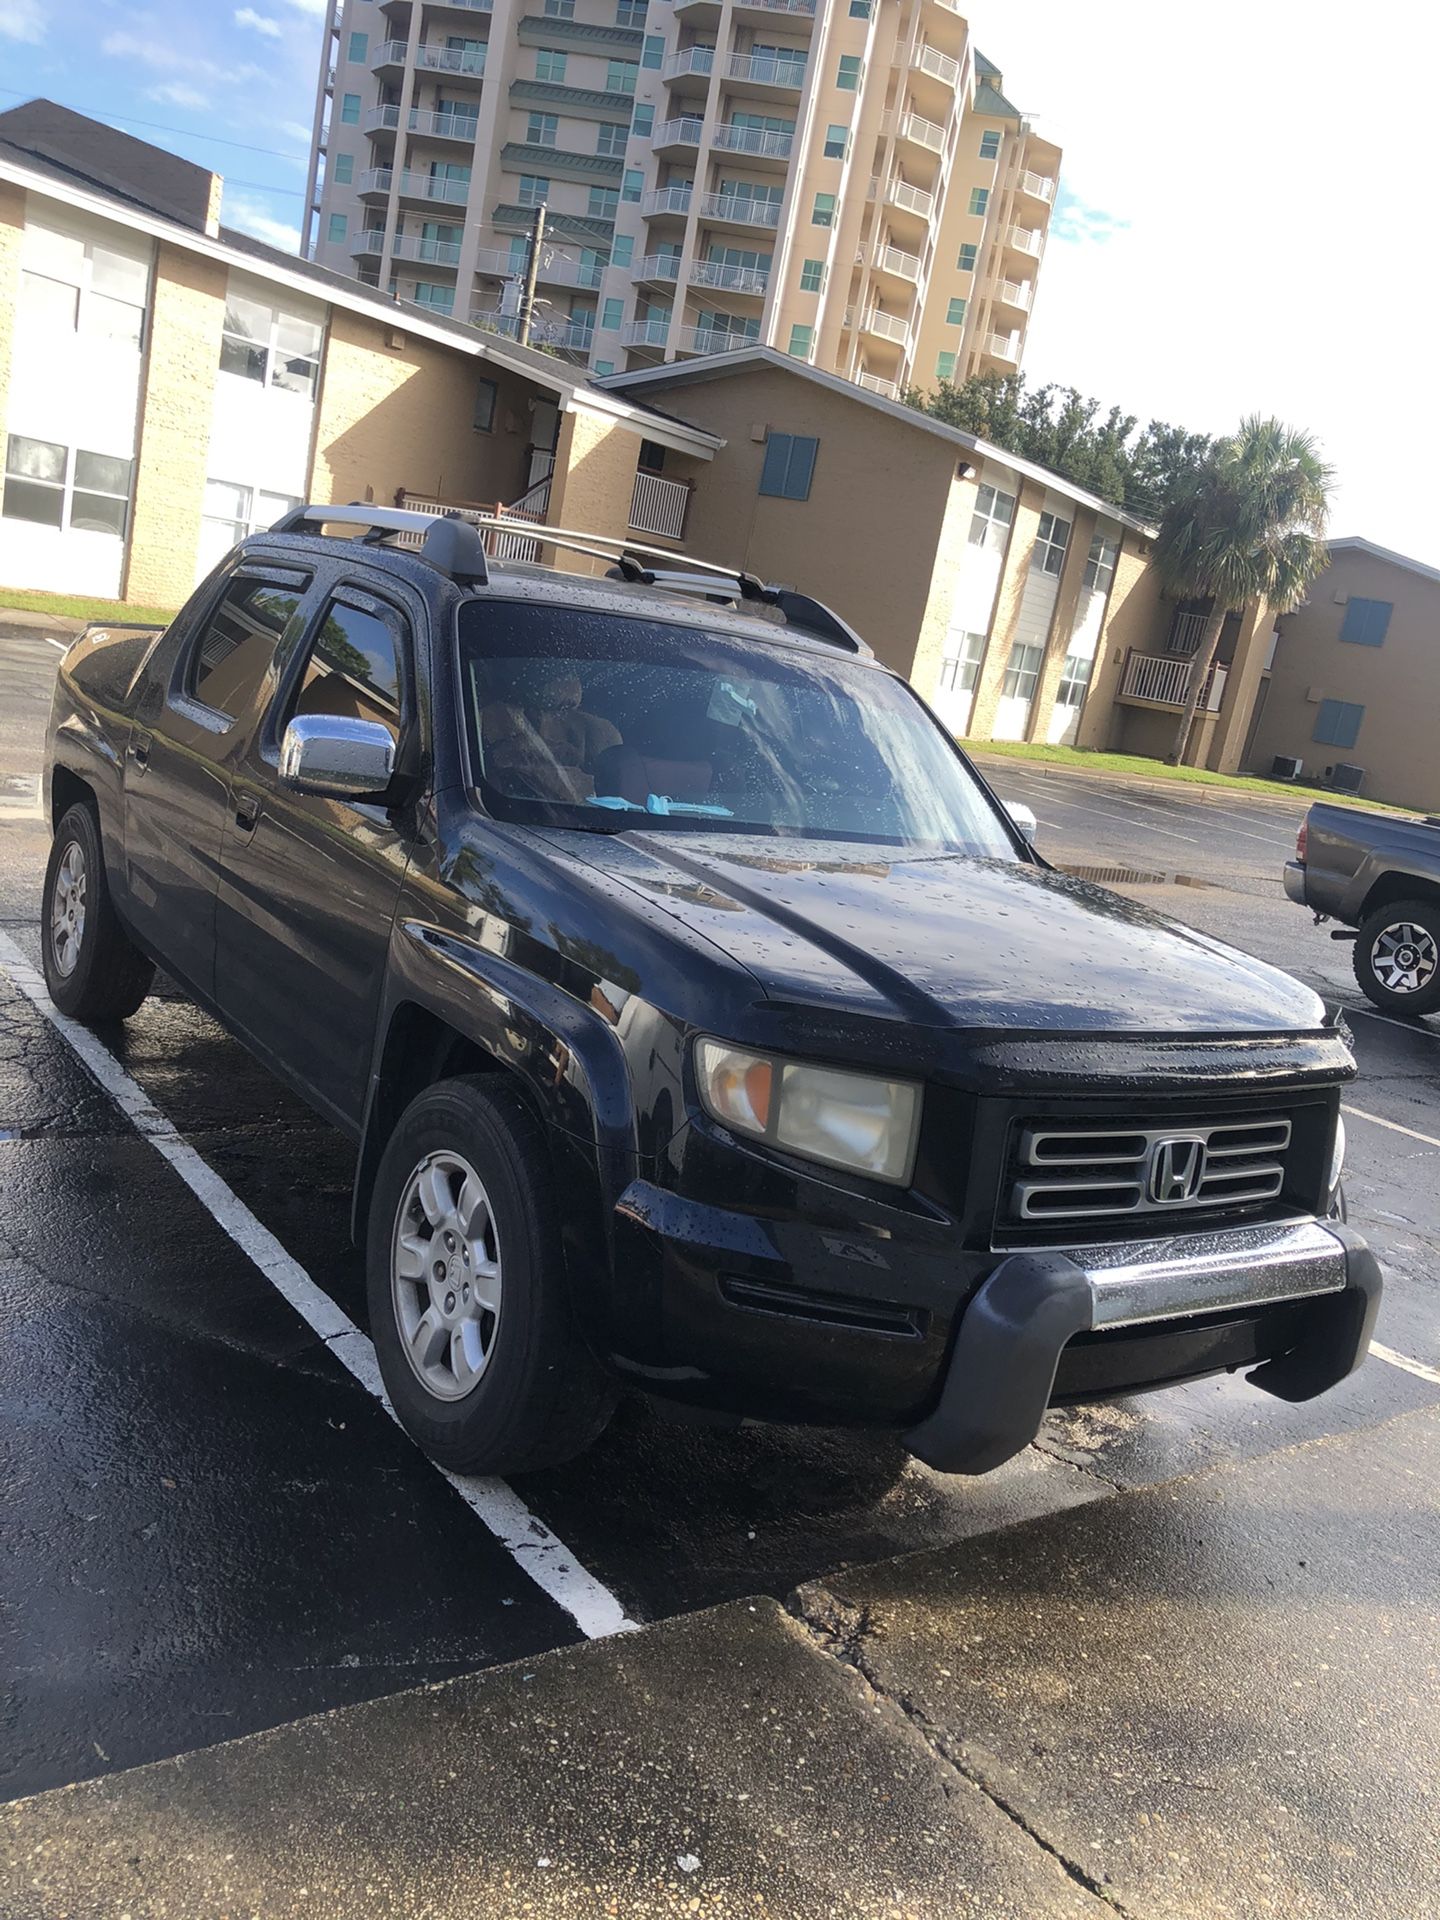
<box><xmin>214</xmin><ymin>581</ymin><xmax>418</xmax><ymax>1127</ymax></box>
<box><xmin>122</xmin><ymin>565</ymin><xmax>311</xmax><ymax>1001</ymax></box>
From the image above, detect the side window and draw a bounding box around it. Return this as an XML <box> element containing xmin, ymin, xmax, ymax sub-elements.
<box><xmin>188</xmin><ymin>575</ymin><xmax>307</xmax><ymax>719</ymax></box>
<box><xmin>288</xmin><ymin>597</ymin><xmax>406</xmax><ymax>743</ymax></box>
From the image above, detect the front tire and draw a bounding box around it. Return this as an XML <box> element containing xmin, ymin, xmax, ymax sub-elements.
<box><xmin>367</xmin><ymin>1076</ymin><xmax>616</xmax><ymax>1475</ymax></box>
<box><xmin>41</xmin><ymin>802</ymin><xmax>154</xmax><ymax>1021</ymax></box>
<box><xmin>1353</xmin><ymin>899</ymin><xmax>1440</xmax><ymax>1016</ymax></box>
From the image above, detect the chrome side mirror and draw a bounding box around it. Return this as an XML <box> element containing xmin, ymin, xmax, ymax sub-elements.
<box><xmin>1004</xmin><ymin>800</ymin><xmax>1038</xmax><ymax>839</ymax></box>
<box><xmin>279</xmin><ymin>714</ymin><xmax>396</xmax><ymax>800</ymax></box>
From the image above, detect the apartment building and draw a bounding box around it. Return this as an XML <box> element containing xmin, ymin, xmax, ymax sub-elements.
<box><xmin>304</xmin><ymin>0</ymin><xmax>1059</xmax><ymax>398</ymax></box>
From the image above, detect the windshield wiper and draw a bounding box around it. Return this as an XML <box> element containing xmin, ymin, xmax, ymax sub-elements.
<box><xmin>586</xmin><ymin>794</ymin><xmax>735</xmax><ymax>818</ymax></box>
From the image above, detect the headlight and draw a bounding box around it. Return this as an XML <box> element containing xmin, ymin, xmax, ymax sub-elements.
<box><xmin>694</xmin><ymin>1039</ymin><xmax>922</xmax><ymax>1185</ymax></box>
<box><xmin>1327</xmin><ymin>1113</ymin><xmax>1346</xmax><ymax>1199</ymax></box>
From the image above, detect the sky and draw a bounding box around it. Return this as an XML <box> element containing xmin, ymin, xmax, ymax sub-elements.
<box><xmin>3</xmin><ymin>0</ymin><xmax>1438</xmax><ymax>564</ymax></box>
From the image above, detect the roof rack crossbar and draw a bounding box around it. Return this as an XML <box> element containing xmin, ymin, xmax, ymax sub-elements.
<box><xmin>268</xmin><ymin>502</ymin><xmax>489</xmax><ymax>586</ymax></box>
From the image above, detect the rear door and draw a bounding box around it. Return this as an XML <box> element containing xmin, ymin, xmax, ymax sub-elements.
<box><xmin>122</xmin><ymin>564</ymin><xmax>312</xmax><ymax>1001</ymax></box>
<box><xmin>213</xmin><ymin>579</ymin><xmax>421</xmax><ymax>1128</ymax></box>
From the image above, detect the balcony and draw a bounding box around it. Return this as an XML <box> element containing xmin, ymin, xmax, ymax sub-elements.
<box><xmin>985</xmin><ymin>331</ymin><xmax>1021</xmax><ymax>361</ymax></box>
<box><xmin>365</xmin><ymin>105</ymin><xmax>479</xmax><ymax>143</ymax></box>
<box><xmin>386</xmin><ymin>0</ymin><xmax>491</xmax><ymax>12</ymax></box>
<box><xmin>1008</xmin><ymin>225</ymin><xmax>1044</xmax><ymax>256</ymax></box>
<box><xmin>662</xmin><ymin>45</ymin><xmax>715</xmax><ymax>82</ymax></box>
<box><xmin>642</xmin><ymin>184</ymin><xmax>693</xmax><ymax>218</ymax></box>
<box><xmin>473</xmin><ymin>244</ymin><xmax>606</xmax><ymax>289</ymax></box>
<box><xmin>492</xmin><ymin>202</ymin><xmax>615</xmax><ymax>242</ymax></box>
<box><xmin>1017</xmin><ymin>169</ymin><xmax>1056</xmax><ymax>204</ymax></box>
<box><xmin>633</xmin><ymin>252</ymin><xmax>683</xmax><ymax>283</ymax></box>
<box><xmin>350</xmin><ymin>228</ymin><xmax>386</xmax><ymax>258</ymax></box>
<box><xmin>879</xmin><ymin>174</ymin><xmax>936</xmax><ymax>221</ymax></box>
<box><xmin>630</xmin><ymin>469</ymin><xmax>691</xmax><ymax>540</ymax></box>
<box><xmin>696</xmin><ymin>190</ymin><xmax>781</xmax><ymax>229</ymax></box>
<box><xmin>653</xmin><ymin>115</ymin><xmax>705</xmax><ymax>154</ymax></box>
<box><xmin>689</xmin><ymin>258</ymin><xmax>769</xmax><ymax>294</ymax></box>
<box><xmin>675</xmin><ymin>324</ymin><xmax>759</xmax><ymax>355</ymax></box>
<box><xmin>471</xmin><ymin>307</ymin><xmax>594</xmax><ymax>353</ymax></box>
<box><xmin>710</xmin><ymin>122</ymin><xmax>793</xmax><ymax>162</ymax></box>
<box><xmin>856</xmin><ymin>370</ymin><xmax>899</xmax><ymax>398</ymax></box>
<box><xmin>861</xmin><ymin>308</ymin><xmax>910</xmax><ymax>345</ymax></box>
<box><xmin>393</xmin><ymin>233</ymin><xmax>463</xmax><ymax>266</ymax></box>
<box><xmin>872</xmin><ymin>241</ymin><xmax>922</xmax><ymax>283</ymax></box>
<box><xmin>884</xmin><ymin>107</ymin><xmax>946</xmax><ymax>155</ymax></box>
<box><xmin>994</xmin><ymin>277</ymin><xmax>1032</xmax><ymax>311</ymax></box>
<box><xmin>732</xmin><ymin>0</ymin><xmax>815</xmax><ymax>13</ymax></box>
<box><xmin>359</xmin><ymin>167</ymin><xmax>472</xmax><ymax>205</ymax></box>
<box><xmin>371</xmin><ymin>39</ymin><xmax>408</xmax><ymax>74</ymax></box>
<box><xmin>912</xmin><ymin>43</ymin><xmax>961</xmax><ymax>86</ymax></box>
<box><xmin>622</xmin><ymin>317</ymin><xmax>672</xmax><ymax>348</ymax></box>
<box><xmin>678</xmin><ymin>0</ymin><xmax>814</xmax><ymax>16</ymax></box>
<box><xmin>724</xmin><ymin>50</ymin><xmax>807</xmax><ymax>92</ymax></box>
<box><xmin>1121</xmin><ymin>652</ymin><xmax>1227</xmax><ymax>712</ymax></box>
<box><xmin>1167</xmin><ymin>610</ymin><xmax>1209</xmax><ymax>656</ymax></box>
<box><xmin>370</xmin><ymin>41</ymin><xmax>487</xmax><ymax>82</ymax></box>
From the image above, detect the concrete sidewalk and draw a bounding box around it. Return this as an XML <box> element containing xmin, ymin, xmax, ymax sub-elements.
<box><xmin>4</xmin><ymin>1407</ymin><xmax>1436</xmax><ymax>1920</ymax></box>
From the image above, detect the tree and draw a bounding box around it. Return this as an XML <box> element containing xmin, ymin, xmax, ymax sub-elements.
<box><xmin>1154</xmin><ymin>416</ymin><xmax>1332</xmax><ymax>765</ymax></box>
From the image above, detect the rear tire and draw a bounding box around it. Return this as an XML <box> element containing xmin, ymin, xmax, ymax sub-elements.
<box><xmin>367</xmin><ymin>1075</ymin><xmax>616</xmax><ymax>1475</ymax></box>
<box><xmin>1352</xmin><ymin>899</ymin><xmax>1440</xmax><ymax>1017</ymax></box>
<box><xmin>41</xmin><ymin>802</ymin><xmax>154</xmax><ymax>1021</ymax></box>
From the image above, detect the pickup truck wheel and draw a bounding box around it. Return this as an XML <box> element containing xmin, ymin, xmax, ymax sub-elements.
<box><xmin>41</xmin><ymin>803</ymin><xmax>155</xmax><ymax>1022</ymax></box>
<box><xmin>1353</xmin><ymin>900</ymin><xmax>1440</xmax><ymax>1016</ymax></box>
<box><xmin>367</xmin><ymin>1076</ymin><xmax>616</xmax><ymax>1476</ymax></box>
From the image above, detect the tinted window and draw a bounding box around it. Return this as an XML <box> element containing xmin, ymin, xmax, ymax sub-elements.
<box><xmin>288</xmin><ymin>599</ymin><xmax>405</xmax><ymax>742</ymax></box>
<box><xmin>189</xmin><ymin>577</ymin><xmax>305</xmax><ymax>718</ymax></box>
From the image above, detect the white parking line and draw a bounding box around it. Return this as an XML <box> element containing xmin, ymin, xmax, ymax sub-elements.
<box><xmin>1372</xmin><ymin>1343</ymin><xmax>1440</xmax><ymax>1388</ymax></box>
<box><xmin>1340</xmin><ymin>1002</ymin><xmax>1440</xmax><ymax>1041</ymax></box>
<box><xmin>993</xmin><ymin>770</ymin><xmax>1295</xmax><ymax>849</ymax></box>
<box><xmin>0</xmin><ymin>931</ymin><xmax>637</xmax><ymax>1642</ymax></box>
<box><xmin>42</xmin><ymin>636</ymin><xmax>69</xmax><ymax>652</ymax></box>
<box><xmin>1343</xmin><ymin>1104</ymin><xmax>1440</xmax><ymax>1150</ymax></box>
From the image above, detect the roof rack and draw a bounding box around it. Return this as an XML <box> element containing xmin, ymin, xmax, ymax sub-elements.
<box><xmin>268</xmin><ymin>502</ymin><xmax>490</xmax><ymax>587</ymax></box>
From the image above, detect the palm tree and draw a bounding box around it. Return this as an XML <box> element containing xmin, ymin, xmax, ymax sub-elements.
<box><xmin>1154</xmin><ymin>416</ymin><xmax>1332</xmax><ymax>765</ymax></box>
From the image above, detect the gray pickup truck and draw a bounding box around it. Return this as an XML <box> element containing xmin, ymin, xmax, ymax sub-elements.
<box><xmin>1286</xmin><ymin>802</ymin><xmax>1440</xmax><ymax>1015</ymax></box>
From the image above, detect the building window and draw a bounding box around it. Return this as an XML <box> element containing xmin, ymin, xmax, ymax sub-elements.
<box><xmin>939</xmin><ymin>631</ymin><xmax>986</xmax><ymax>694</ymax></box>
<box><xmin>1001</xmin><ymin>641</ymin><xmax>1044</xmax><ymax>702</ymax></box>
<box><xmin>606</xmin><ymin>58</ymin><xmax>639</xmax><ymax>93</ymax></box>
<box><xmin>596</xmin><ymin>120</ymin><xmax>628</xmax><ymax>156</ymax></box>
<box><xmin>1055</xmin><ymin>651</ymin><xmax>1093</xmax><ymax>709</ymax></box>
<box><xmin>535</xmin><ymin>47</ymin><xmax>568</xmax><ymax>82</ymax></box>
<box><xmin>612</xmin><ymin>232</ymin><xmax>634</xmax><ymax>267</ymax></box>
<box><xmin>526</xmin><ymin>112</ymin><xmax>559</xmax><ymax>146</ymax></box>
<box><xmin>836</xmin><ymin>55</ymin><xmax>863</xmax><ymax>90</ymax></box>
<box><xmin>410</xmin><ymin>282</ymin><xmax>455</xmax><ymax>313</ymax></box>
<box><xmin>1339</xmin><ymin>596</ymin><xmax>1392</xmax><ymax>647</ymax></box>
<box><xmin>759</xmin><ymin>432</ymin><xmax>818</xmax><ymax>501</ymax></box>
<box><xmin>946</xmin><ymin>296</ymin><xmax>966</xmax><ymax>325</ymax></box>
<box><xmin>616</xmin><ymin>0</ymin><xmax>645</xmax><ymax>23</ymax></box>
<box><xmin>347</xmin><ymin>30</ymin><xmax>367</xmax><ymax>61</ymax></box>
<box><xmin>849</xmin><ymin>0</ymin><xmax>872</xmax><ymax>14</ymax></box>
<box><xmin>957</xmin><ymin>243</ymin><xmax>977</xmax><ymax>272</ymax></box>
<box><xmin>588</xmin><ymin>185</ymin><xmax>620</xmax><ymax>219</ymax></box>
<box><xmin>518</xmin><ymin>174</ymin><xmax>551</xmax><ymax>207</ymax></box>
<box><xmin>642</xmin><ymin>33</ymin><xmax>664</xmax><ymax>68</ymax></box>
<box><xmin>18</xmin><ymin>226</ymin><xmax>149</xmax><ymax>351</ymax></box>
<box><xmin>2</xmin><ymin>435</ymin><xmax>134</xmax><ymax>539</ymax></box>
<box><xmin>219</xmin><ymin>291</ymin><xmax>324</xmax><ymax>400</ymax></box>
<box><xmin>968</xmin><ymin>481</ymin><xmax>1015</xmax><ymax>551</ymax></box>
<box><xmin>332</xmin><ymin>152</ymin><xmax>354</xmax><ymax>185</ymax></box>
<box><xmin>823</xmin><ymin>123</ymin><xmax>848</xmax><ymax>160</ymax></box>
<box><xmin>474</xmin><ymin>378</ymin><xmax>498</xmax><ymax>432</ymax></box>
<box><xmin>968</xmin><ymin>186</ymin><xmax>989</xmax><ymax>216</ymax></box>
<box><xmin>632</xmin><ymin>104</ymin><xmax>654</xmax><ymax>138</ymax></box>
<box><xmin>1032</xmin><ymin>510</ymin><xmax>1071</xmax><ymax>575</ymax></box>
<box><xmin>594</xmin><ymin>358</ymin><xmax>615</xmax><ymax>376</ymax></box>
<box><xmin>980</xmin><ymin>129</ymin><xmax>1001</xmax><ymax>160</ymax></box>
<box><xmin>811</xmin><ymin>192</ymin><xmax>836</xmax><ymax>226</ymax></box>
<box><xmin>327</xmin><ymin>213</ymin><xmax>348</xmax><ymax>243</ymax></box>
<box><xmin>622</xmin><ymin>168</ymin><xmax>644</xmax><ymax>202</ymax></box>
<box><xmin>600</xmin><ymin>298</ymin><xmax>623</xmax><ymax>329</ymax></box>
<box><xmin>799</xmin><ymin>257</ymin><xmax>824</xmax><ymax>293</ymax></box>
<box><xmin>340</xmin><ymin>92</ymin><xmax>361</xmax><ymax>125</ymax></box>
<box><xmin>1313</xmin><ymin>699</ymin><xmax>1365</xmax><ymax>749</ymax></box>
<box><xmin>543</xmin><ymin>0</ymin><xmax>575</xmax><ymax>16</ymax></box>
<box><xmin>787</xmin><ymin>323</ymin><xmax>813</xmax><ymax>358</ymax></box>
<box><xmin>1083</xmin><ymin>533</ymin><xmax>1119</xmax><ymax>592</ymax></box>
<box><xmin>936</xmin><ymin>350</ymin><xmax>957</xmax><ymax>381</ymax></box>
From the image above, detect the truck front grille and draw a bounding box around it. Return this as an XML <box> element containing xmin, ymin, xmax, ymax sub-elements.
<box><xmin>1010</xmin><ymin>1115</ymin><xmax>1292</xmax><ymax>1229</ymax></box>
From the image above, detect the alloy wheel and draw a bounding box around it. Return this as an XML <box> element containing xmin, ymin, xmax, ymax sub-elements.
<box><xmin>49</xmin><ymin>840</ymin><xmax>87</xmax><ymax>978</ymax></box>
<box><xmin>391</xmin><ymin>1150</ymin><xmax>503</xmax><ymax>1402</ymax></box>
<box><xmin>1371</xmin><ymin>920</ymin><xmax>1439</xmax><ymax>996</ymax></box>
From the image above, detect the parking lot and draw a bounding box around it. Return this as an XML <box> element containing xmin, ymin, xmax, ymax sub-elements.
<box><xmin>2</xmin><ymin>622</ymin><xmax>1438</xmax><ymax>1914</ymax></box>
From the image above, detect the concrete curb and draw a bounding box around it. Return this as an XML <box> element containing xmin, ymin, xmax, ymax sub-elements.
<box><xmin>0</xmin><ymin>607</ymin><xmax>88</xmax><ymax>638</ymax></box>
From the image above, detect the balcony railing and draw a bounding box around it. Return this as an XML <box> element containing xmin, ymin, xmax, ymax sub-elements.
<box><xmin>697</xmin><ymin>190</ymin><xmax>781</xmax><ymax>227</ymax></box>
<box><xmin>856</xmin><ymin>370</ymin><xmax>899</xmax><ymax>398</ymax></box>
<box><xmin>995</xmin><ymin>277</ymin><xmax>1032</xmax><ymax>309</ymax></box>
<box><xmin>359</xmin><ymin>167</ymin><xmax>472</xmax><ymax>204</ymax></box>
<box><xmin>473</xmin><ymin>243</ymin><xmax>605</xmax><ymax>288</ymax></box>
<box><xmin>710</xmin><ymin>122</ymin><xmax>794</xmax><ymax>159</ymax></box>
<box><xmin>689</xmin><ymin>258</ymin><xmax>769</xmax><ymax>293</ymax></box>
<box><xmin>371</xmin><ymin>40</ymin><xmax>487</xmax><ymax>76</ymax></box>
<box><xmin>350</xmin><ymin>229</ymin><xmax>386</xmax><ymax>256</ymax></box>
<box><xmin>880</xmin><ymin>175</ymin><xmax>935</xmax><ymax>219</ymax></box>
<box><xmin>676</xmin><ymin>324</ymin><xmax>759</xmax><ymax>354</ymax></box>
<box><xmin>1009</xmin><ymin>225</ymin><xmax>1044</xmax><ymax>255</ymax></box>
<box><xmin>986</xmin><ymin>331</ymin><xmax>1021</xmax><ymax>361</ymax></box>
<box><xmin>912</xmin><ymin>43</ymin><xmax>961</xmax><ymax>85</ymax></box>
<box><xmin>366</xmin><ymin>105</ymin><xmax>480</xmax><ymax>142</ymax></box>
<box><xmin>725</xmin><ymin>50</ymin><xmax>807</xmax><ymax>87</ymax></box>
<box><xmin>471</xmin><ymin>307</ymin><xmax>594</xmax><ymax>352</ymax></box>
<box><xmin>392</xmin><ymin>233</ymin><xmax>463</xmax><ymax>266</ymax></box>
<box><xmin>1167</xmin><ymin>610</ymin><xmax>1209</xmax><ymax>656</ymax></box>
<box><xmin>662</xmin><ymin>46</ymin><xmax>714</xmax><ymax>80</ymax></box>
<box><xmin>642</xmin><ymin>184</ymin><xmax>693</xmax><ymax>217</ymax></box>
<box><xmin>1122</xmin><ymin>652</ymin><xmax>1227</xmax><ymax>711</ymax></box>
<box><xmin>885</xmin><ymin>108</ymin><xmax>946</xmax><ymax>153</ymax></box>
<box><xmin>621</xmin><ymin>317</ymin><xmax>672</xmax><ymax>347</ymax></box>
<box><xmin>654</xmin><ymin>115</ymin><xmax>705</xmax><ymax>147</ymax></box>
<box><xmin>634</xmin><ymin>252</ymin><xmax>683</xmax><ymax>281</ymax></box>
<box><xmin>1017</xmin><ymin>169</ymin><xmax>1056</xmax><ymax>202</ymax></box>
<box><xmin>862</xmin><ymin>308</ymin><xmax>910</xmax><ymax>345</ymax></box>
<box><xmin>873</xmin><ymin>242</ymin><xmax>922</xmax><ymax>281</ymax></box>
<box><xmin>630</xmin><ymin>470</ymin><xmax>691</xmax><ymax>540</ymax></box>
<box><xmin>730</xmin><ymin>0</ymin><xmax>815</xmax><ymax>11</ymax></box>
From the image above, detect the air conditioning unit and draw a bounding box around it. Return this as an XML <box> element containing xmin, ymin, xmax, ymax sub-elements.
<box><xmin>1329</xmin><ymin>763</ymin><xmax>1366</xmax><ymax>794</ymax></box>
<box><xmin>1271</xmin><ymin>755</ymin><xmax>1303</xmax><ymax>781</ymax></box>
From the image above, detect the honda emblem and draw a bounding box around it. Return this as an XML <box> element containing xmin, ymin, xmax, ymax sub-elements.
<box><xmin>1148</xmin><ymin>1135</ymin><xmax>1206</xmax><ymax>1205</ymax></box>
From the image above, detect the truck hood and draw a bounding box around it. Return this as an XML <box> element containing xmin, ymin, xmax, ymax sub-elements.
<box><xmin>579</xmin><ymin>833</ymin><xmax>1328</xmax><ymax>1036</ymax></box>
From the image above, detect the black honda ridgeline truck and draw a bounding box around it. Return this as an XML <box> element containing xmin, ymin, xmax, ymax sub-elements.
<box><xmin>42</xmin><ymin>506</ymin><xmax>1380</xmax><ymax>1478</ymax></box>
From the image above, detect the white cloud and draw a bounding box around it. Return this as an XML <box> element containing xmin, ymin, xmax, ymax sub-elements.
<box><xmin>235</xmin><ymin>6</ymin><xmax>283</xmax><ymax>36</ymax></box>
<box><xmin>225</xmin><ymin>194</ymin><xmax>302</xmax><ymax>253</ymax></box>
<box><xmin>282</xmin><ymin>120</ymin><xmax>314</xmax><ymax>145</ymax></box>
<box><xmin>102</xmin><ymin>24</ymin><xmax>263</xmax><ymax>86</ymax></box>
<box><xmin>148</xmin><ymin>81</ymin><xmax>211</xmax><ymax>110</ymax></box>
<box><xmin>279</xmin><ymin>0</ymin><xmax>328</xmax><ymax>14</ymax></box>
<box><xmin>0</xmin><ymin>0</ymin><xmax>45</xmax><ymax>42</ymax></box>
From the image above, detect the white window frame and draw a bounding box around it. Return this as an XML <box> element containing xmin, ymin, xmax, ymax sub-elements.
<box><xmin>1</xmin><ymin>434</ymin><xmax>134</xmax><ymax>540</ymax></box>
<box><xmin>1032</xmin><ymin>510</ymin><xmax>1071</xmax><ymax>576</ymax></box>
<box><xmin>1001</xmin><ymin>641</ymin><xmax>1044</xmax><ymax>702</ymax></box>
<box><xmin>19</xmin><ymin>232</ymin><xmax>150</xmax><ymax>352</ymax></box>
<box><xmin>1082</xmin><ymin>532</ymin><xmax>1119</xmax><ymax>592</ymax></box>
<box><xmin>1054</xmin><ymin>651</ymin><xmax>1093</xmax><ymax>709</ymax></box>
<box><xmin>938</xmin><ymin>630</ymin><xmax>987</xmax><ymax>695</ymax></box>
<box><xmin>219</xmin><ymin>292</ymin><xmax>325</xmax><ymax>402</ymax></box>
<box><xmin>968</xmin><ymin>481</ymin><xmax>1015</xmax><ymax>552</ymax></box>
<box><xmin>199</xmin><ymin>478</ymin><xmax>303</xmax><ymax>569</ymax></box>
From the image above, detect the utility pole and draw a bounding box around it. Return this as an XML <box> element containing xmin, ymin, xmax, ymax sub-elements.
<box><xmin>517</xmin><ymin>203</ymin><xmax>546</xmax><ymax>347</ymax></box>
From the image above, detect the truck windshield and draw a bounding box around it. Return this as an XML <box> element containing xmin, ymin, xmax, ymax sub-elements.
<box><xmin>457</xmin><ymin>599</ymin><xmax>1018</xmax><ymax>855</ymax></box>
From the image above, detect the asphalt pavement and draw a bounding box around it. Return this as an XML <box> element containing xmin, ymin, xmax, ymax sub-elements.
<box><xmin>2</xmin><ymin>628</ymin><xmax>1437</xmax><ymax>1917</ymax></box>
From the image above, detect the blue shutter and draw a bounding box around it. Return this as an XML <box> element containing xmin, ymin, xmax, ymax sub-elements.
<box><xmin>1339</xmin><ymin>597</ymin><xmax>1392</xmax><ymax>646</ymax></box>
<box><xmin>759</xmin><ymin>433</ymin><xmax>818</xmax><ymax>499</ymax></box>
<box><xmin>1313</xmin><ymin>699</ymin><xmax>1364</xmax><ymax>749</ymax></box>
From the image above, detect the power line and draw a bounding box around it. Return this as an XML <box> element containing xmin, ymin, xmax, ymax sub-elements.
<box><xmin>0</xmin><ymin>84</ymin><xmax>311</xmax><ymax>163</ymax></box>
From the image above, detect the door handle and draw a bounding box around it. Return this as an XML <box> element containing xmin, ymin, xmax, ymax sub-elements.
<box><xmin>233</xmin><ymin>792</ymin><xmax>260</xmax><ymax>834</ymax></box>
<box><xmin>130</xmin><ymin>729</ymin><xmax>152</xmax><ymax>770</ymax></box>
